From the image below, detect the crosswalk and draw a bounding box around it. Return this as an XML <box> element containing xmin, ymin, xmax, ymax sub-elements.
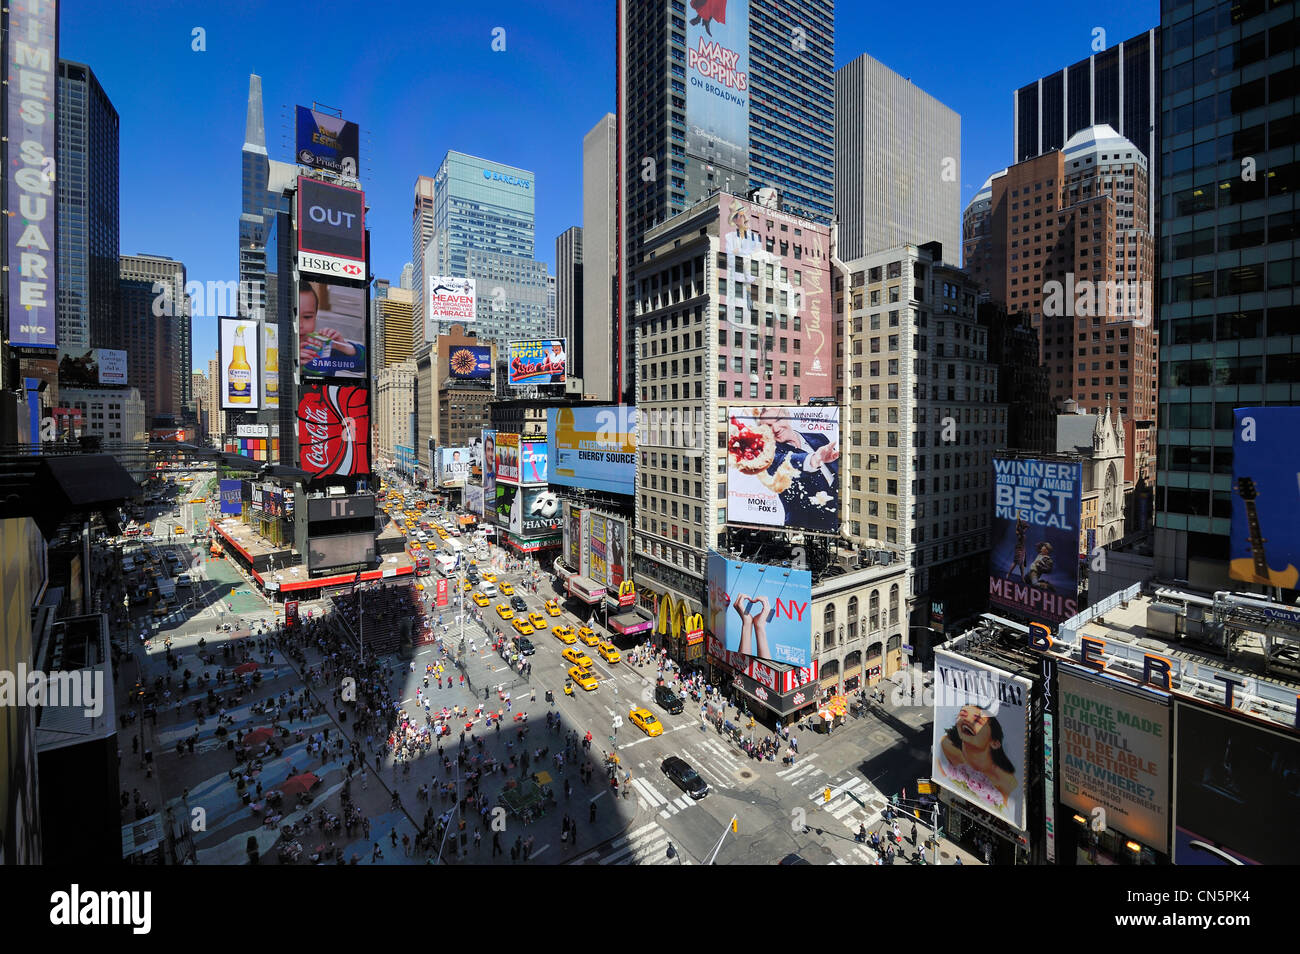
<box><xmin>571</xmin><ymin>821</ymin><xmax>692</xmax><ymax>865</ymax></box>
<box><xmin>831</xmin><ymin>845</ymin><xmax>883</xmax><ymax>866</ymax></box>
<box><xmin>629</xmin><ymin>776</ymin><xmax>700</xmax><ymax>819</ymax></box>
<box><xmin>775</xmin><ymin>752</ymin><xmax>825</xmax><ymax>785</ymax></box>
<box><xmin>806</xmin><ymin>775</ymin><xmax>889</xmax><ymax>830</ymax></box>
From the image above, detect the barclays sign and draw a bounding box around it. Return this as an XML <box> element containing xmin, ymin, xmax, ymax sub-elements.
<box><xmin>482</xmin><ymin>169</ymin><xmax>530</xmax><ymax>189</ymax></box>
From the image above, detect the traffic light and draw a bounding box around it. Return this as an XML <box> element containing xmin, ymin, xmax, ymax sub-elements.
<box><xmin>891</xmin><ymin>794</ymin><xmax>899</xmax><ymax>806</ymax></box>
<box><xmin>824</xmin><ymin>788</ymin><xmax>832</xmax><ymax>803</ymax></box>
<box><xmin>730</xmin><ymin>818</ymin><xmax>738</xmax><ymax>834</ymax></box>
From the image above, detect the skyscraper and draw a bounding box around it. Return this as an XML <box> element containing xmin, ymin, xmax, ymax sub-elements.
<box><xmin>57</xmin><ymin>61</ymin><xmax>120</xmax><ymax>355</ymax></box>
<box><xmin>119</xmin><ymin>254</ymin><xmax>188</xmax><ymax>422</ymax></box>
<box><xmin>1154</xmin><ymin>0</ymin><xmax>1298</xmax><ymax>588</ymax></box>
<box><xmin>834</xmin><ymin>53</ymin><xmax>961</xmax><ymax>262</ymax></box>
<box><xmin>239</xmin><ymin>75</ymin><xmax>270</xmax><ymax>321</ymax></box>
<box><xmin>412</xmin><ymin>176</ymin><xmax>435</xmax><ymax>333</ymax></box>
<box><xmin>583</xmin><ymin>113</ymin><xmax>618</xmax><ymax>402</ymax></box>
<box><xmin>379</xmin><ymin>287</ymin><xmax>415</xmax><ymax>369</ymax></box>
<box><xmin>556</xmin><ymin>227</ymin><xmax>584</xmax><ymax>379</ymax></box>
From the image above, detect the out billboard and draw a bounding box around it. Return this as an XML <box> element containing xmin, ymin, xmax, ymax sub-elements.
<box><xmin>219</xmin><ymin>479</ymin><xmax>243</xmax><ymax>516</ymax></box>
<box><xmin>1230</xmin><ymin>407</ymin><xmax>1300</xmax><ymax>588</ymax></box>
<box><xmin>988</xmin><ymin>457</ymin><xmax>1082</xmax><ymax>625</ymax></box>
<box><xmin>495</xmin><ymin>432</ymin><xmax>520</xmax><ymax>483</ymax></box>
<box><xmin>685</xmin><ymin>0</ymin><xmax>750</xmax><ymax>183</ymax></box>
<box><xmin>297</xmin><ymin>383</ymin><xmax>370</xmax><ymax>478</ymax></box>
<box><xmin>437</xmin><ymin>447</ymin><xmax>472</xmax><ymax>487</ymax></box>
<box><xmin>261</xmin><ymin>323</ymin><xmax>280</xmax><ymax>408</ymax></box>
<box><xmin>219</xmin><ymin>317</ymin><xmax>260</xmax><ymax>410</ymax></box>
<box><xmin>448</xmin><ymin>344</ymin><xmax>492</xmax><ymax>380</ymax></box>
<box><xmin>295</xmin><ymin>106</ymin><xmax>359</xmax><ymax>177</ymax></box>
<box><xmin>519</xmin><ymin>440</ymin><xmax>548</xmax><ymax>485</ymax></box>
<box><xmin>306</xmin><ymin>532</ymin><xmax>376</xmax><ymax>573</ymax></box>
<box><xmin>497</xmin><ymin>485</ymin><xmax>561</xmax><ymax>537</ymax></box>
<box><xmin>726</xmin><ymin>406</ymin><xmax>840</xmax><ymax>533</ymax></box>
<box><xmin>296</xmin><ymin>176</ymin><xmax>366</xmax><ymax>278</ymax></box>
<box><xmin>932</xmin><ymin>651</ymin><xmax>1032</xmax><ymax>831</ymax></box>
<box><xmin>706</xmin><ymin>551</ymin><xmax>812</xmax><ymax>667</ymax></box>
<box><xmin>298</xmin><ymin>281</ymin><xmax>366</xmax><ymax>379</ymax></box>
<box><xmin>548</xmin><ymin>406</ymin><xmax>637</xmax><ymax>496</ymax></box>
<box><xmin>426</xmin><ymin>276</ymin><xmax>476</xmax><ymax>336</ymax></box>
<box><xmin>507</xmin><ymin>339</ymin><xmax>567</xmax><ymax>386</ymax></box>
<box><xmin>58</xmin><ymin>349</ymin><xmax>127</xmax><ymax>387</ymax></box>
<box><xmin>1058</xmin><ymin>670</ymin><xmax>1170</xmax><ymax>854</ymax></box>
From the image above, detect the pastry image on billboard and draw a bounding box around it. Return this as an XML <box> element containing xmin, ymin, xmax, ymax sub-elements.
<box><xmin>728</xmin><ymin>415</ymin><xmax>775</xmax><ymax>474</ymax></box>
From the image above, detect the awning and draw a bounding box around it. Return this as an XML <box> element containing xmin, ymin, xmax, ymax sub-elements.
<box><xmin>277</xmin><ymin>564</ymin><xmax>413</xmax><ymax>592</ymax></box>
<box><xmin>609</xmin><ymin>612</ymin><xmax>654</xmax><ymax>636</ymax></box>
<box><xmin>567</xmin><ymin>576</ymin><xmax>605</xmax><ymax>604</ymax></box>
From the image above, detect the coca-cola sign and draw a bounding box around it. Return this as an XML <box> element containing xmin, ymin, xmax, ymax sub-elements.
<box><xmin>297</xmin><ymin>383</ymin><xmax>370</xmax><ymax>478</ymax></box>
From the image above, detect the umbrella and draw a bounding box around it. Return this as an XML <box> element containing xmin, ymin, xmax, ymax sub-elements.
<box><xmin>233</xmin><ymin>661</ymin><xmax>259</xmax><ymax>675</ymax></box>
<box><xmin>277</xmin><ymin>773</ymin><xmax>320</xmax><ymax>798</ymax></box>
<box><xmin>241</xmin><ymin>727</ymin><xmax>273</xmax><ymax>749</ymax></box>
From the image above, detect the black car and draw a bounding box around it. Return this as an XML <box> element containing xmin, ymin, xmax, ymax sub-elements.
<box><xmin>661</xmin><ymin>756</ymin><xmax>708</xmax><ymax>799</ymax></box>
<box><xmin>510</xmin><ymin>595</ymin><xmax>528</xmax><ymax>613</ymax></box>
<box><xmin>655</xmin><ymin>685</ymin><xmax>685</xmax><ymax>714</ymax></box>
<box><xmin>778</xmin><ymin>853</ymin><xmax>812</xmax><ymax>865</ymax></box>
<box><xmin>512</xmin><ymin>634</ymin><xmax>535</xmax><ymax>656</ymax></box>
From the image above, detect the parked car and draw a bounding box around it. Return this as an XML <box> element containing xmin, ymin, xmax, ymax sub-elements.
<box><xmin>655</xmin><ymin>685</ymin><xmax>685</xmax><ymax>714</ymax></box>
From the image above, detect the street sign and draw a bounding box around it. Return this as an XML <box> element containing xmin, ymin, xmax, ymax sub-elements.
<box><xmin>612</xmin><ymin>716</ymin><xmax>623</xmax><ymax>729</ymax></box>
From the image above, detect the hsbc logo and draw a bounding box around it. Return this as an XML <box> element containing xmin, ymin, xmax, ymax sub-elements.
<box><xmin>298</xmin><ymin>252</ymin><xmax>364</xmax><ymax>278</ymax></box>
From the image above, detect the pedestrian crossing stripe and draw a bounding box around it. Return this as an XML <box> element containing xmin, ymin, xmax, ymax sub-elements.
<box><xmin>593</xmin><ymin>821</ymin><xmax>692</xmax><ymax>865</ymax></box>
<box><xmin>778</xmin><ymin>762</ymin><xmax>825</xmax><ymax>784</ymax></box>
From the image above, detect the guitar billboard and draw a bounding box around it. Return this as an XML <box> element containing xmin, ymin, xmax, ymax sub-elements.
<box><xmin>1231</xmin><ymin>407</ymin><xmax>1300</xmax><ymax>588</ymax></box>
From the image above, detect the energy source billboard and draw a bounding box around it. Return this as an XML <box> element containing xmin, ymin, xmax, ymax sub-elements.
<box><xmin>298</xmin><ymin>281</ymin><xmax>366</xmax><ymax>379</ymax></box>
<box><xmin>261</xmin><ymin>323</ymin><xmax>280</xmax><ymax>408</ymax></box>
<box><xmin>1230</xmin><ymin>407</ymin><xmax>1300</xmax><ymax>588</ymax></box>
<box><xmin>297</xmin><ymin>383</ymin><xmax>370</xmax><ymax>478</ymax></box>
<box><xmin>988</xmin><ymin>457</ymin><xmax>1082</xmax><ymax>624</ymax></box>
<box><xmin>519</xmin><ymin>440</ymin><xmax>547</xmax><ymax>485</ymax></box>
<box><xmin>1058</xmin><ymin>670</ymin><xmax>1170</xmax><ymax>854</ymax></box>
<box><xmin>933</xmin><ymin>651</ymin><xmax>1032</xmax><ymax>831</ymax></box>
<box><xmin>295</xmin><ymin>106</ymin><xmax>359</xmax><ymax>177</ymax></box>
<box><xmin>507</xmin><ymin>339</ymin><xmax>567</xmax><ymax>385</ymax></box>
<box><xmin>685</xmin><ymin>0</ymin><xmax>750</xmax><ymax>184</ymax></box>
<box><xmin>426</xmin><ymin>276</ymin><xmax>476</xmax><ymax>337</ymax></box>
<box><xmin>219</xmin><ymin>479</ymin><xmax>243</xmax><ymax>516</ymax></box>
<box><xmin>437</xmin><ymin>447</ymin><xmax>472</xmax><ymax>487</ymax></box>
<box><xmin>448</xmin><ymin>344</ymin><xmax>492</xmax><ymax>380</ymax></box>
<box><xmin>726</xmin><ymin>406</ymin><xmax>840</xmax><ymax>533</ymax></box>
<box><xmin>706</xmin><ymin>551</ymin><xmax>812</xmax><ymax>667</ymax></box>
<box><xmin>7</xmin><ymin>0</ymin><xmax>58</xmax><ymax>349</ymax></box>
<box><xmin>495</xmin><ymin>432</ymin><xmax>520</xmax><ymax>483</ymax></box>
<box><xmin>219</xmin><ymin>317</ymin><xmax>260</xmax><ymax>410</ymax></box>
<box><xmin>548</xmin><ymin>406</ymin><xmax>637</xmax><ymax>496</ymax></box>
<box><xmin>296</xmin><ymin>176</ymin><xmax>366</xmax><ymax>279</ymax></box>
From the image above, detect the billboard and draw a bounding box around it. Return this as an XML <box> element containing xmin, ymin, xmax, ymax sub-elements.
<box><xmin>482</xmin><ymin>430</ymin><xmax>497</xmax><ymax>516</ymax></box>
<box><xmin>988</xmin><ymin>457</ymin><xmax>1083</xmax><ymax>624</ymax></box>
<box><xmin>507</xmin><ymin>339</ymin><xmax>567</xmax><ymax>385</ymax></box>
<box><xmin>498</xmin><ymin>485</ymin><xmax>561</xmax><ymax>537</ymax></box>
<box><xmin>448</xmin><ymin>344</ymin><xmax>492</xmax><ymax>380</ymax></box>
<box><xmin>1058</xmin><ymin>671</ymin><xmax>1170</xmax><ymax>854</ymax></box>
<box><xmin>306</xmin><ymin>532</ymin><xmax>376</xmax><ymax>573</ymax></box>
<box><xmin>933</xmin><ymin>651</ymin><xmax>1032</xmax><ymax>831</ymax></box>
<box><xmin>298</xmin><ymin>281</ymin><xmax>366</xmax><ymax>378</ymax></box>
<box><xmin>1173</xmin><ymin>703</ymin><xmax>1300</xmax><ymax>865</ymax></box>
<box><xmin>685</xmin><ymin>0</ymin><xmax>750</xmax><ymax>183</ymax></box>
<box><xmin>295</xmin><ymin>106</ymin><xmax>359</xmax><ymax>177</ymax></box>
<box><xmin>726</xmin><ymin>406</ymin><xmax>840</xmax><ymax>533</ymax></box>
<box><xmin>706</xmin><ymin>551</ymin><xmax>812</xmax><ymax>667</ymax></box>
<box><xmin>263</xmin><ymin>489</ymin><xmax>286</xmax><ymax>519</ymax></box>
<box><xmin>296</xmin><ymin>176</ymin><xmax>366</xmax><ymax>278</ymax></box>
<box><xmin>297</xmin><ymin>383</ymin><xmax>370</xmax><ymax>478</ymax></box>
<box><xmin>519</xmin><ymin>440</ymin><xmax>548</xmax><ymax>485</ymax></box>
<box><xmin>600</xmin><ymin>515</ymin><xmax>629</xmax><ymax>590</ymax></box>
<box><xmin>261</xmin><ymin>323</ymin><xmax>280</xmax><ymax>408</ymax></box>
<box><xmin>1231</xmin><ymin>407</ymin><xmax>1300</xmax><ymax>588</ymax></box>
<box><xmin>7</xmin><ymin>0</ymin><xmax>58</xmax><ymax>349</ymax></box>
<box><xmin>219</xmin><ymin>317</ymin><xmax>261</xmax><ymax>410</ymax></box>
<box><xmin>564</xmin><ymin>502</ymin><xmax>584</xmax><ymax>570</ymax></box>
<box><xmin>219</xmin><ymin>479</ymin><xmax>243</xmax><ymax>515</ymax></box>
<box><xmin>462</xmin><ymin>483</ymin><xmax>485</xmax><ymax>516</ymax></box>
<box><xmin>588</xmin><ymin>513</ymin><xmax>609</xmax><ymax>588</ymax></box>
<box><xmin>250</xmin><ymin>484</ymin><xmax>264</xmax><ymax>512</ymax></box>
<box><xmin>437</xmin><ymin>447</ymin><xmax>472</xmax><ymax>487</ymax></box>
<box><xmin>548</xmin><ymin>406</ymin><xmax>638</xmax><ymax>496</ymax></box>
<box><xmin>495</xmin><ymin>432</ymin><xmax>520</xmax><ymax>483</ymax></box>
<box><xmin>58</xmin><ymin>349</ymin><xmax>127</xmax><ymax>387</ymax></box>
<box><xmin>427</xmin><ymin>276</ymin><xmax>476</xmax><ymax>335</ymax></box>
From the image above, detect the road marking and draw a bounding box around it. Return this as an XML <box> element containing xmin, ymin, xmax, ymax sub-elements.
<box><xmin>531</xmin><ymin>843</ymin><xmax>550</xmax><ymax>859</ymax></box>
<box><xmin>631</xmin><ymin>777</ymin><xmax>667</xmax><ymax>807</ymax></box>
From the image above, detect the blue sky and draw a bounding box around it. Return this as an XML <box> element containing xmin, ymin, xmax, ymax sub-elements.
<box><xmin>61</xmin><ymin>0</ymin><xmax>1158</xmax><ymax>373</ymax></box>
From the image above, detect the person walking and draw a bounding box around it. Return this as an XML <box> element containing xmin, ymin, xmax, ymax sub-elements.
<box><xmin>589</xmin><ymin>801</ymin><xmax>597</xmax><ymax>823</ymax></box>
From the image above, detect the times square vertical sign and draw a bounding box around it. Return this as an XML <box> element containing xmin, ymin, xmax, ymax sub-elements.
<box><xmin>7</xmin><ymin>0</ymin><xmax>58</xmax><ymax>349</ymax></box>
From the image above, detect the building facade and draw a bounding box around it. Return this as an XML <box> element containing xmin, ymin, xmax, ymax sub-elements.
<box><xmin>556</xmin><ymin>227</ymin><xmax>584</xmax><ymax>379</ymax></box>
<box><xmin>583</xmin><ymin>113</ymin><xmax>618</xmax><ymax>402</ymax></box>
<box><xmin>59</xmin><ymin>387</ymin><xmax>147</xmax><ymax>479</ymax></box>
<box><xmin>412</xmin><ymin>176</ymin><xmax>436</xmax><ymax>338</ymax></box>
<box><xmin>375</xmin><ymin>360</ymin><xmax>416</xmax><ymax>462</ymax></box>
<box><xmin>436</xmin><ymin>327</ymin><xmax>496</xmax><ymax>452</ymax></box>
<box><xmin>378</xmin><ymin>286</ymin><xmax>416</xmax><ymax>369</ymax></box>
<box><xmin>119</xmin><ymin>254</ymin><xmax>189</xmax><ymax>423</ymax></box>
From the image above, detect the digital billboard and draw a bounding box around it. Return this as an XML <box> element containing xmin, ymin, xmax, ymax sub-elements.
<box><xmin>306</xmin><ymin>532</ymin><xmax>376</xmax><ymax>573</ymax></box>
<box><xmin>933</xmin><ymin>651</ymin><xmax>1032</xmax><ymax>831</ymax></box>
<box><xmin>548</xmin><ymin>406</ymin><xmax>637</xmax><ymax>496</ymax></box>
<box><xmin>261</xmin><ymin>323</ymin><xmax>280</xmax><ymax>408</ymax></box>
<box><xmin>519</xmin><ymin>440</ymin><xmax>548</xmax><ymax>485</ymax></box>
<box><xmin>726</xmin><ymin>406</ymin><xmax>840</xmax><ymax>533</ymax></box>
<box><xmin>507</xmin><ymin>339</ymin><xmax>567</xmax><ymax>386</ymax></box>
<box><xmin>7</xmin><ymin>0</ymin><xmax>58</xmax><ymax>349</ymax></box>
<box><xmin>250</xmin><ymin>484</ymin><xmax>264</xmax><ymax>513</ymax></box>
<box><xmin>1058</xmin><ymin>670</ymin><xmax>1170</xmax><ymax>854</ymax></box>
<box><xmin>437</xmin><ymin>447</ymin><xmax>472</xmax><ymax>487</ymax></box>
<box><xmin>482</xmin><ymin>430</ymin><xmax>497</xmax><ymax>516</ymax></box>
<box><xmin>263</xmin><ymin>489</ymin><xmax>286</xmax><ymax>519</ymax></box>
<box><xmin>495</xmin><ymin>432</ymin><xmax>520</xmax><ymax>483</ymax></box>
<box><xmin>298</xmin><ymin>281</ymin><xmax>366</xmax><ymax>379</ymax></box>
<box><xmin>58</xmin><ymin>349</ymin><xmax>127</xmax><ymax>387</ymax></box>
<box><xmin>295</xmin><ymin>106</ymin><xmax>359</xmax><ymax>177</ymax></box>
<box><xmin>497</xmin><ymin>485</ymin><xmax>561</xmax><ymax>538</ymax></box>
<box><xmin>296</xmin><ymin>176</ymin><xmax>366</xmax><ymax>278</ymax></box>
<box><xmin>564</xmin><ymin>501</ymin><xmax>584</xmax><ymax>571</ymax></box>
<box><xmin>297</xmin><ymin>383</ymin><xmax>370</xmax><ymax>478</ymax></box>
<box><xmin>219</xmin><ymin>479</ymin><xmax>243</xmax><ymax>516</ymax></box>
<box><xmin>219</xmin><ymin>317</ymin><xmax>260</xmax><ymax>410</ymax></box>
<box><xmin>706</xmin><ymin>551</ymin><xmax>812</xmax><ymax>667</ymax></box>
<box><xmin>462</xmin><ymin>483</ymin><xmax>485</xmax><ymax>516</ymax></box>
<box><xmin>988</xmin><ymin>457</ymin><xmax>1082</xmax><ymax>624</ymax></box>
<box><xmin>1173</xmin><ymin>703</ymin><xmax>1300</xmax><ymax>865</ymax></box>
<box><xmin>427</xmin><ymin>276</ymin><xmax>476</xmax><ymax>337</ymax></box>
<box><xmin>586</xmin><ymin>514</ymin><xmax>628</xmax><ymax>590</ymax></box>
<box><xmin>1230</xmin><ymin>407</ymin><xmax>1300</xmax><ymax>588</ymax></box>
<box><xmin>448</xmin><ymin>344</ymin><xmax>492</xmax><ymax>380</ymax></box>
<box><xmin>685</xmin><ymin>0</ymin><xmax>750</xmax><ymax>184</ymax></box>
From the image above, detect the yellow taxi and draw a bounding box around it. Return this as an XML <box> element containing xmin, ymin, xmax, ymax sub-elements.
<box><xmin>481</xmin><ymin>572</ymin><xmax>497</xmax><ymax>584</ymax></box>
<box><xmin>410</xmin><ymin>542</ymin><xmax>421</xmax><ymax>550</ymax></box>
<box><xmin>190</xmin><ymin>497</ymin><xmax>206</xmax><ymax>504</ymax></box>
<box><xmin>398</xmin><ymin>525</ymin><xmax>408</xmax><ymax>536</ymax></box>
<box><xmin>527</xmin><ymin>612</ymin><xmax>547</xmax><ymax>631</ymax></box>
<box><xmin>629</xmin><ymin>707</ymin><xmax>663</xmax><ymax>738</ymax></box>
<box><xmin>462</xmin><ymin>579</ymin><xmax>473</xmax><ymax>591</ymax></box>
<box><xmin>552</xmin><ymin>625</ymin><xmax>577</xmax><ymax>645</ymax></box>
<box><xmin>568</xmin><ymin>666</ymin><xmax>598</xmax><ymax>691</ymax></box>
<box><xmin>576</xmin><ymin>626</ymin><xmax>600</xmax><ymax>647</ymax></box>
<box><xmin>512</xmin><ymin>618</ymin><xmax>534</xmax><ymax>637</ymax></box>
<box><xmin>174</xmin><ymin>525</ymin><xmax>185</xmax><ymax>534</ymax></box>
<box><xmin>495</xmin><ymin>604</ymin><xmax>514</xmax><ymax>620</ymax></box>
<box><xmin>499</xmin><ymin>582</ymin><xmax>515</xmax><ymax>596</ymax></box>
<box><xmin>561</xmin><ymin>647</ymin><xmax>594</xmax><ymax>668</ymax></box>
<box><xmin>597</xmin><ymin>642</ymin><xmax>621</xmax><ymax>664</ymax></box>
<box><xmin>472</xmin><ymin>592</ymin><xmax>490</xmax><ymax>607</ymax></box>
<box><xmin>544</xmin><ymin>599</ymin><xmax>561</xmax><ymax>617</ymax></box>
